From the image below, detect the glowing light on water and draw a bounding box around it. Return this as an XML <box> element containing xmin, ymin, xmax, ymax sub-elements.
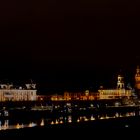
<box><xmin>100</xmin><ymin>117</ymin><xmax>104</xmax><ymax>120</ymax></box>
<box><xmin>115</xmin><ymin>112</ymin><xmax>119</xmax><ymax>117</ymax></box>
<box><xmin>84</xmin><ymin>117</ymin><xmax>88</xmax><ymax>121</ymax></box>
<box><xmin>125</xmin><ymin>124</ymin><xmax>129</xmax><ymax>128</ymax></box>
<box><xmin>29</xmin><ymin>123</ymin><xmax>32</xmax><ymax>127</ymax></box>
<box><xmin>2</xmin><ymin>120</ymin><xmax>9</xmax><ymax>130</ymax></box>
<box><xmin>68</xmin><ymin>119</ymin><xmax>72</xmax><ymax>123</ymax></box>
<box><xmin>79</xmin><ymin>116</ymin><xmax>82</xmax><ymax>120</ymax></box>
<box><xmin>68</xmin><ymin>116</ymin><xmax>72</xmax><ymax>123</ymax></box>
<box><xmin>28</xmin><ymin>122</ymin><xmax>36</xmax><ymax>127</ymax></box>
<box><xmin>51</xmin><ymin>121</ymin><xmax>54</xmax><ymax>125</ymax></box>
<box><xmin>55</xmin><ymin>120</ymin><xmax>59</xmax><ymax>124</ymax></box>
<box><xmin>90</xmin><ymin>104</ymin><xmax>94</xmax><ymax>107</ymax></box>
<box><xmin>126</xmin><ymin>113</ymin><xmax>130</xmax><ymax>117</ymax></box>
<box><xmin>106</xmin><ymin>116</ymin><xmax>109</xmax><ymax>119</ymax></box>
<box><xmin>40</xmin><ymin>119</ymin><xmax>44</xmax><ymax>126</ymax></box>
<box><xmin>120</xmin><ymin>114</ymin><xmax>123</xmax><ymax>117</ymax></box>
<box><xmin>77</xmin><ymin>119</ymin><xmax>80</xmax><ymax>122</ymax></box>
<box><xmin>21</xmin><ymin>124</ymin><xmax>24</xmax><ymax>128</ymax></box>
<box><xmin>16</xmin><ymin>123</ymin><xmax>20</xmax><ymax>129</ymax></box>
<box><xmin>91</xmin><ymin>115</ymin><xmax>95</xmax><ymax>121</ymax></box>
<box><xmin>60</xmin><ymin>120</ymin><xmax>63</xmax><ymax>124</ymax></box>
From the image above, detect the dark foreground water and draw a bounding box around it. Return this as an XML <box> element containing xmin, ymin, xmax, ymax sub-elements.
<box><xmin>0</xmin><ymin>111</ymin><xmax>137</xmax><ymax>131</ymax></box>
<box><xmin>0</xmin><ymin>116</ymin><xmax>140</xmax><ymax>139</ymax></box>
<box><xmin>0</xmin><ymin>104</ymin><xmax>140</xmax><ymax>139</ymax></box>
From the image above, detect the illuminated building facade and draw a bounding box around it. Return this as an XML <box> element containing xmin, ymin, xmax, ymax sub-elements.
<box><xmin>117</xmin><ymin>75</ymin><xmax>125</xmax><ymax>89</ymax></box>
<box><xmin>0</xmin><ymin>83</ymin><xmax>37</xmax><ymax>101</ymax></box>
<box><xmin>51</xmin><ymin>90</ymin><xmax>98</xmax><ymax>101</ymax></box>
<box><xmin>98</xmin><ymin>88</ymin><xmax>132</xmax><ymax>99</ymax></box>
<box><xmin>51</xmin><ymin>94</ymin><xmax>64</xmax><ymax>101</ymax></box>
<box><xmin>135</xmin><ymin>66</ymin><xmax>140</xmax><ymax>90</ymax></box>
<box><xmin>98</xmin><ymin>75</ymin><xmax>133</xmax><ymax>99</ymax></box>
<box><xmin>45</xmin><ymin>67</ymin><xmax>139</xmax><ymax>101</ymax></box>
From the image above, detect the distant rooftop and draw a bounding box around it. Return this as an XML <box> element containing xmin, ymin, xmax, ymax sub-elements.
<box><xmin>0</xmin><ymin>82</ymin><xmax>36</xmax><ymax>90</ymax></box>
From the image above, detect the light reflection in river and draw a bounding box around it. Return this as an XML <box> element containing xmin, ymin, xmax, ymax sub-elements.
<box><xmin>40</xmin><ymin>119</ymin><xmax>44</xmax><ymax>126</ymax></box>
<box><xmin>0</xmin><ymin>111</ymin><xmax>137</xmax><ymax>131</ymax></box>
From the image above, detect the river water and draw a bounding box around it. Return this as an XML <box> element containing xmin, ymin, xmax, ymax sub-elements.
<box><xmin>0</xmin><ymin>110</ymin><xmax>137</xmax><ymax>131</ymax></box>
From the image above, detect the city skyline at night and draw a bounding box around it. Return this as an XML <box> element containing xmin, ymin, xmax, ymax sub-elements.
<box><xmin>0</xmin><ymin>65</ymin><xmax>138</xmax><ymax>94</ymax></box>
<box><xmin>1</xmin><ymin>0</ymin><xmax>140</xmax><ymax>137</ymax></box>
<box><xmin>0</xmin><ymin>0</ymin><xmax>140</xmax><ymax>96</ymax></box>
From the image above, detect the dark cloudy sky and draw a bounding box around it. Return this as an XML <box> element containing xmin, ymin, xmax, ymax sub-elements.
<box><xmin>0</xmin><ymin>0</ymin><xmax>139</xmax><ymax>91</ymax></box>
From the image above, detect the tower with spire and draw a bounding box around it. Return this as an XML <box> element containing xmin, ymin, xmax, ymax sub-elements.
<box><xmin>117</xmin><ymin>74</ymin><xmax>125</xmax><ymax>89</ymax></box>
<box><xmin>135</xmin><ymin>65</ymin><xmax>140</xmax><ymax>90</ymax></box>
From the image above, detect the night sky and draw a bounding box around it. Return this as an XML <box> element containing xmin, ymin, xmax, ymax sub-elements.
<box><xmin>0</xmin><ymin>0</ymin><xmax>140</xmax><ymax>93</ymax></box>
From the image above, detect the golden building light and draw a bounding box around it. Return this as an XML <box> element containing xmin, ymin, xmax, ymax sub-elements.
<box><xmin>135</xmin><ymin>65</ymin><xmax>140</xmax><ymax>89</ymax></box>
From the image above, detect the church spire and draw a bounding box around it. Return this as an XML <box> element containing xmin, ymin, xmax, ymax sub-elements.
<box><xmin>117</xmin><ymin>74</ymin><xmax>125</xmax><ymax>89</ymax></box>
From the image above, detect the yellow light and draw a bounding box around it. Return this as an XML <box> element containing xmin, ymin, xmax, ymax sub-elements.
<box><xmin>60</xmin><ymin>120</ymin><xmax>63</xmax><ymax>124</ymax></box>
<box><xmin>80</xmin><ymin>116</ymin><xmax>82</xmax><ymax>120</ymax></box>
<box><xmin>29</xmin><ymin>123</ymin><xmax>32</xmax><ymax>127</ymax></box>
<box><xmin>51</xmin><ymin>121</ymin><xmax>54</xmax><ymax>125</ymax></box>
<box><xmin>106</xmin><ymin>116</ymin><xmax>109</xmax><ymax>119</ymax></box>
<box><xmin>28</xmin><ymin>122</ymin><xmax>34</xmax><ymax>127</ymax></box>
<box><xmin>84</xmin><ymin>118</ymin><xmax>88</xmax><ymax>121</ymax></box>
<box><xmin>100</xmin><ymin>117</ymin><xmax>104</xmax><ymax>120</ymax></box>
<box><xmin>126</xmin><ymin>113</ymin><xmax>129</xmax><ymax>117</ymax></box>
<box><xmin>77</xmin><ymin>119</ymin><xmax>80</xmax><ymax>122</ymax></box>
<box><xmin>55</xmin><ymin>120</ymin><xmax>59</xmax><ymax>124</ymax></box>
<box><xmin>68</xmin><ymin>119</ymin><xmax>72</xmax><ymax>123</ymax></box>
<box><xmin>40</xmin><ymin>119</ymin><xmax>44</xmax><ymax>126</ymax></box>
<box><xmin>115</xmin><ymin>113</ymin><xmax>119</xmax><ymax>117</ymax></box>
<box><xmin>21</xmin><ymin>124</ymin><xmax>24</xmax><ymax>128</ymax></box>
<box><xmin>91</xmin><ymin>116</ymin><xmax>95</xmax><ymax>121</ymax></box>
<box><xmin>16</xmin><ymin>123</ymin><xmax>20</xmax><ymax>129</ymax></box>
